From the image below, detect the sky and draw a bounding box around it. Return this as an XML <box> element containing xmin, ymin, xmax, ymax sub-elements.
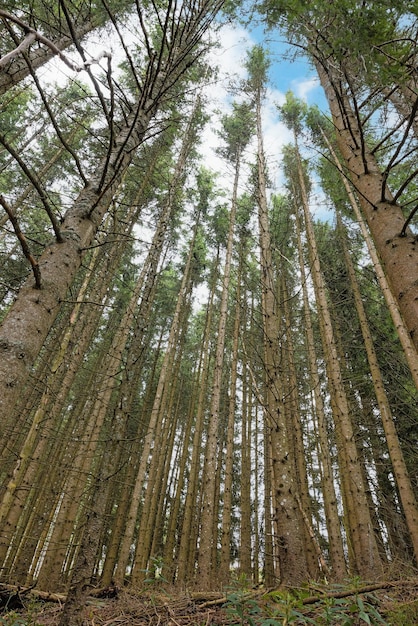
<box><xmin>200</xmin><ymin>21</ymin><xmax>332</xmax><ymax>220</ymax></box>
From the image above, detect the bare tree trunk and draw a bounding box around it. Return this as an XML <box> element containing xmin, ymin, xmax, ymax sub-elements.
<box><xmin>176</xmin><ymin>274</ymin><xmax>216</xmax><ymax>584</ymax></box>
<box><xmin>316</xmin><ymin>61</ymin><xmax>418</xmax><ymax>353</ymax></box>
<box><xmin>280</xmin><ymin>275</ymin><xmax>322</xmax><ymax>579</ymax></box>
<box><xmin>294</xmin><ymin>207</ymin><xmax>347</xmax><ymax>581</ymax></box>
<box><xmin>219</xmin><ymin>281</ymin><xmax>240</xmax><ymax>582</ymax></box>
<box><xmin>256</xmin><ymin>91</ymin><xmax>309</xmax><ymax>586</ymax></box>
<box><xmin>337</xmin><ymin>212</ymin><xmax>418</xmax><ymax>564</ymax></box>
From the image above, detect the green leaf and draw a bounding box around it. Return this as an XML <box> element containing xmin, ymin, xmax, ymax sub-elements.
<box><xmin>359</xmin><ymin>610</ymin><xmax>371</xmax><ymax>624</ymax></box>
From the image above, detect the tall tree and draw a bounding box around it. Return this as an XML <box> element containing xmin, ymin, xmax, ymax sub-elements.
<box><xmin>280</xmin><ymin>92</ymin><xmax>384</xmax><ymax>578</ymax></box>
<box><xmin>0</xmin><ymin>0</ymin><xmax>224</xmax><ymax>425</ymax></box>
<box><xmin>247</xmin><ymin>46</ymin><xmax>311</xmax><ymax>585</ymax></box>
<box><xmin>336</xmin><ymin>213</ymin><xmax>418</xmax><ymax>564</ymax></box>
<box><xmin>259</xmin><ymin>0</ymin><xmax>418</xmax><ymax>351</ymax></box>
<box><xmin>198</xmin><ymin>101</ymin><xmax>253</xmax><ymax>587</ymax></box>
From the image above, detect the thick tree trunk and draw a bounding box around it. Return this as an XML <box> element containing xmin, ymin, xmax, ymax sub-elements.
<box><xmin>338</xmin><ymin>213</ymin><xmax>418</xmax><ymax>564</ymax></box>
<box><xmin>256</xmin><ymin>93</ymin><xmax>309</xmax><ymax>586</ymax></box>
<box><xmin>0</xmin><ymin>106</ymin><xmax>153</xmax><ymax>424</ymax></box>
<box><xmin>316</xmin><ymin>61</ymin><xmax>418</xmax><ymax>353</ymax></box>
<box><xmin>319</xmin><ymin>126</ymin><xmax>418</xmax><ymax>389</ymax></box>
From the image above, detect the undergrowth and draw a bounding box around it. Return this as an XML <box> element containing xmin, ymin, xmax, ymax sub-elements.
<box><xmin>224</xmin><ymin>576</ymin><xmax>391</xmax><ymax>625</ymax></box>
<box><xmin>0</xmin><ymin>576</ymin><xmax>416</xmax><ymax>625</ymax></box>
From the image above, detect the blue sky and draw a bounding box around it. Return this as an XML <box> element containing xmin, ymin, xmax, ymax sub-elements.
<box><xmin>202</xmin><ymin>21</ymin><xmax>331</xmax><ymax>221</ymax></box>
<box><xmin>249</xmin><ymin>23</ymin><xmax>327</xmax><ymax>108</ymax></box>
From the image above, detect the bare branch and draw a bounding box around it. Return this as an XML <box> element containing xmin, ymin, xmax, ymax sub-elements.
<box><xmin>381</xmin><ymin>96</ymin><xmax>418</xmax><ymax>201</ymax></box>
<box><xmin>401</xmin><ymin>203</ymin><xmax>418</xmax><ymax>237</ymax></box>
<box><xmin>0</xmin><ymin>133</ymin><xmax>63</xmax><ymax>243</ymax></box>
<box><xmin>102</xmin><ymin>0</ymin><xmax>142</xmax><ymax>94</ymax></box>
<box><xmin>58</xmin><ymin>0</ymin><xmax>112</xmax><ymax>126</ymax></box>
<box><xmin>0</xmin><ymin>32</ymin><xmax>37</xmax><ymax>68</ymax></box>
<box><xmin>0</xmin><ymin>9</ymin><xmax>110</xmax><ymax>74</ymax></box>
<box><xmin>0</xmin><ymin>195</ymin><xmax>42</xmax><ymax>288</ymax></box>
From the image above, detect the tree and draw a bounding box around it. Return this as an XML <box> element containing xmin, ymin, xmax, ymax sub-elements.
<box><xmin>259</xmin><ymin>0</ymin><xmax>418</xmax><ymax>351</ymax></box>
<box><xmin>198</xmin><ymin>101</ymin><xmax>253</xmax><ymax>587</ymax></box>
<box><xmin>280</xmin><ymin>93</ymin><xmax>384</xmax><ymax>578</ymax></box>
<box><xmin>0</xmin><ymin>0</ymin><xmax>224</xmax><ymax>426</ymax></box>
<box><xmin>247</xmin><ymin>46</ymin><xmax>311</xmax><ymax>585</ymax></box>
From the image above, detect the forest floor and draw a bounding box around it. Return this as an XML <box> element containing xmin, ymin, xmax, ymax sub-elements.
<box><xmin>1</xmin><ymin>577</ymin><xmax>418</xmax><ymax>625</ymax></box>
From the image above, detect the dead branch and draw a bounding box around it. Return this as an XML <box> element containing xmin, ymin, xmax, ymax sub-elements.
<box><xmin>301</xmin><ymin>579</ymin><xmax>418</xmax><ymax>605</ymax></box>
<box><xmin>0</xmin><ymin>32</ymin><xmax>37</xmax><ymax>67</ymax></box>
<box><xmin>0</xmin><ymin>9</ymin><xmax>110</xmax><ymax>73</ymax></box>
<box><xmin>0</xmin><ymin>195</ymin><xmax>42</xmax><ymax>288</ymax></box>
<box><xmin>0</xmin><ymin>582</ymin><xmax>119</xmax><ymax>604</ymax></box>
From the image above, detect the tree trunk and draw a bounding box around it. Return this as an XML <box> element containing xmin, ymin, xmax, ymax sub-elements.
<box><xmin>294</xmin><ymin>206</ymin><xmax>347</xmax><ymax>581</ymax></box>
<box><xmin>290</xmin><ymin>137</ymin><xmax>384</xmax><ymax>578</ymax></box>
<box><xmin>176</xmin><ymin>273</ymin><xmax>216</xmax><ymax>584</ymax></box>
<box><xmin>337</xmin><ymin>212</ymin><xmax>418</xmax><ymax>564</ymax></box>
<box><xmin>197</xmin><ymin>157</ymin><xmax>240</xmax><ymax>589</ymax></box>
<box><xmin>256</xmin><ymin>90</ymin><xmax>309</xmax><ymax>585</ymax></box>
<box><xmin>316</xmin><ymin>60</ymin><xmax>418</xmax><ymax>353</ymax></box>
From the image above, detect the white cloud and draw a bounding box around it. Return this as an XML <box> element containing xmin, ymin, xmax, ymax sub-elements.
<box><xmin>209</xmin><ymin>23</ymin><xmax>255</xmax><ymax>84</ymax></box>
<box><xmin>292</xmin><ymin>75</ymin><xmax>322</xmax><ymax>102</ymax></box>
<box><xmin>200</xmin><ymin>24</ymin><xmax>293</xmax><ymax>195</ymax></box>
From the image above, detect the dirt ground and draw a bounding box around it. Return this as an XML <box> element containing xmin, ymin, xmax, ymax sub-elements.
<box><xmin>1</xmin><ymin>579</ymin><xmax>418</xmax><ymax>625</ymax></box>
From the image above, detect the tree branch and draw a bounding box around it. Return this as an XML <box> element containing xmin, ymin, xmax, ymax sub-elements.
<box><xmin>0</xmin><ymin>195</ymin><xmax>41</xmax><ymax>288</ymax></box>
<box><xmin>0</xmin><ymin>9</ymin><xmax>110</xmax><ymax>73</ymax></box>
<box><xmin>0</xmin><ymin>133</ymin><xmax>63</xmax><ymax>242</ymax></box>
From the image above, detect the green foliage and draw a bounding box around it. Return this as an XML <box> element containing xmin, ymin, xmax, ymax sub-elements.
<box><xmin>209</xmin><ymin>203</ymin><xmax>230</xmax><ymax>247</ymax></box>
<box><xmin>311</xmin><ymin>593</ymin><xmax>388</xmax><ymax>625</ymax></box>
<box><xmin>195</xmin><ymin>167</ymin><xmax>217</xmax><ymax>217</ymax></box>
<box><xmin>225</xmin><ymin>590</ymin><xmax>264</xmax><ymax>625</ymax></box>
<box><xmin>257</xmin><ymin>0</ymin><xmax>417</xmax><ymax>87</ymax></box>
<box><xmin>0</xmin><ymin>615</ymin><xmax>30</xmax><ymax>626</ymax></box>
<box><xmin>142</xmin><ymin>555</ymin><xmax>168</xmax><ymax>585</ymax></box>
<box><xmin>244</xmin><ymin>44</ymin><xmax>271</xmax><ymax>96</ymax></box>
<box><xmin>278</xmin><ymin>91</ymin><xmax>307</xmax><ymax>136</ymax></box>
<box><xmin>0</xmin><ymin>598</ymin><xmax>44</xmax><ymax>626</ymax></box>
<box><xmin>225</xmin><ymin>580</ymin><xmax>389</xmax><ymax>626</ymax></box>
<box><xmin>281</xmin><ymin>143</ymin><xmax>312</xmax><ymax>197</ymax></box>
<box><xmin>217</xmin><ymin>101</ymin><xmax>255</xmax><ymax>162</ymax></box>
<box><xmin>386</xmin><ymin>599</ymin><xmax>418</xmax><ymax>626</ymax></box>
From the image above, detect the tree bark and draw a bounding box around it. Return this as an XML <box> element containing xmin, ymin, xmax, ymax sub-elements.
<box><xmin>316</xmin><ymin>61</ymin><xmax>418</xmax><ymax>353</ymax></box>
<box><xmin>337</xmin><ymin>212</ymin><xmax>418</xmax><ymax>564</ymax></box>
<box><xmin>289</xmin><ymin>138</ymin><xmax>384</xmax><ymax>578</ymax></box>
<box><xmin>256</xmin><ymin>93</ymin><xmax>309</xmax><ymax>586</ymax></box>
<box><xmin>197</xmin><ymin>157</ymin><xmax>239</xmax><ymax>589</ymax></box>
<box><xmin>294</xmin><ymin>206</ymin><xmax>347</xmax><ymax>581</ymax></box>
